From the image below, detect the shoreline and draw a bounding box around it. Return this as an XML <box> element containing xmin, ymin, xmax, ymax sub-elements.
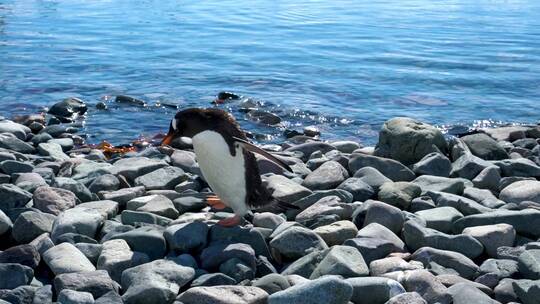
<box><xmin>0</xmin><ymin>98</ymin><xmax>539</xmax><ymax>303</ymax></box>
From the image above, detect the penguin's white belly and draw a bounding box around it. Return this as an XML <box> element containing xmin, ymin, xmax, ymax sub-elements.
<box><xmin>192</xmin><ymin>131</ymin><xmax>249</xmax><ymax>215</ymax></box>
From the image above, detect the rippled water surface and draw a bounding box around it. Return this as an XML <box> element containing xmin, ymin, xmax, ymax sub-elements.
<box><xmin>1</xmin><ymin>0</ymin><xmax>540</xmax><ymax>144</ymax></box>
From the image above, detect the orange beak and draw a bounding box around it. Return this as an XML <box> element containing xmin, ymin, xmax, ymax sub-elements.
<box><xmin>161</xmin><ymin>132</ymin><xmax>175</xmax><ymax>146</ymax></box>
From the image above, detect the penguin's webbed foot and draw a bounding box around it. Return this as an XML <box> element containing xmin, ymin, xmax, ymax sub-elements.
<box><xmin>217</xmin><ymin>215</ymin><xmax>241</xmax><ymax>227</ymax></box>
<box><xmin>205</xmin><ymin>195</ymin><xmax>227</xmax><ymax>210</ymax></box>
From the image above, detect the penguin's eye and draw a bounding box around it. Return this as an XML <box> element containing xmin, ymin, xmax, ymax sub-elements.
<box><xmin>171</xmin><ymin>118</ymin><xmax>177</xmax><ymax>130</ymax></box>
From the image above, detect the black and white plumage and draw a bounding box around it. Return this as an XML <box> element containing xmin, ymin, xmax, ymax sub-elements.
<box><xmin>162</xmin><ymin>108</ymin><xmax>293</xmax><ymax>225</ymax></box>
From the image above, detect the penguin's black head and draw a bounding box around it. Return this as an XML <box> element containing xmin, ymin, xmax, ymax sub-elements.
<box><xmin>161</xmin><ymin>108</ymin><xmax>242</xmax><ymax>146</ymax></box>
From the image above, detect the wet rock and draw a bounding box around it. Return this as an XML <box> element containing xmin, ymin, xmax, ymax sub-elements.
<box><xmin>1</xmin><ymin>159</ymin><xmax>34</xmax><ymax>174</ymax></box>
<box><xmin>121</xmin><ymin>259</ymin><xmax>195</xmax><ymax>304</ymax></box>
<box><xmin>385</xmin><ymin>292</ymin><xmax>426</xmax><ymax>304</ymax></box>
<box><xmin>77</xmin><ymin>200</ymin><xmax>119</xmax><ymax>220</ymax></box>
<box><xmin>494</xmin><ymin>158</ymin><xmax>540</xmax><ymax>177</ymax></box>
<box><xmin>109</xmin><ymin>226</ymin><xmax>166</xmax><ymax>260</ymax></box>
<box><xmin>253</xmin><ymin>212</ymin><xmax>286</xmax><ymax>230</ymax></box>
<box><xmin>43</xmin><ymin>242</ymin><xmax>96</xmax><ymax>275</ymax></box>
<box><xmin>29</xmin><ymin>233</ymin><xmax>54</xmax><ymax>255</ymax></box>
<box><xmin>0</xmin><ymin>120</ymin><xmax>30</xmax><ymax>140</ymax></box>
<box><xmin>32</xmin><ymin>285</ymin><xmax>53</xmax><ymax>304</ymax></box>
<box><xmin>403</xmin><ymin>220</ymin><xmax>484</xmax><ymax>259</ymax></box>
<box><xmin>353</xmin><ymin>167</ymin><xmax>393</xmax><ymax>192</ymax></box>
<box><xmin>0</xmin><ymin>263</ymin><xmax>33</xmax><ymax>290</ymax></box>
<box><xmin>247</xmin><ymin>110</ymin><xmax>282</xmax><ymax>125</ymax></box>
<box><xmin>332</xmin><ymin>141</ymin><xmax>362</xmax><ymax>153</ymax></box>
<box><xmin>109</xmin><ymin>157</ymin><xmax>168</xmax><ymax>182</ymax></box>
<box><xmin>463</xmin><ymin>187</ymin><xmax>505</xmax><ymax>209</ymax></box>
<box><xmin>285</xmin><ymin>142</ymin><xmax>336</xmax><ymax>162</ymax></box>
<box><xmin>0</xmin><ymin>209</ymin><xmax>12</xmax><ymax>235</ymax></box>
<box><xmin>14</xmin><ymin>172</ymin><xmax>47</xmax><ymax>193</ymax></box>
<box><xmin>302</xmin><ymin>161</ymin><xmax>349</xmax><ymax>190</ymax></box>
<box><xmin>48</xmin><ymin>97</ymin><xmax>88</xmax><ymax>119</ymax></box>
<box><xmin>219</xmin><ymin>257</ymin><xmax>255</xmax><ymax>282</ymax></box>
<box><xmin>355</xmin><ymin>200</ymin><xmax>404</xmax><ymax>234</ymax></box>
<box><xmin>164</xmin><ymin>221</ymin><xmax>209</xmax><ymax>252</ymax></box>
<box><xmin>412</xmin><ymin>152</ymin><xmax>452</xmax><ymax>177</ymax></box>
<box><xmin>191</xmin><ymin>273</ymin><xmax>236</xmax><ymax>287</ymax></box>
<box><xmin>97</xmin><ymin>239</ymin><xmax>149</xmax><ymax>283</ymax></box>
<box><xmin>463</xmin><ymin>224</ymin><xmax>516</xmax><ymax>257</ymax></box>
<box><xmin>0</xmin><ymin>134</ymin><xmax>35</xmax><ymax>154</ymax></box>
<box><xmin>115</xmin><ymin>95</ymin><xmax>146</xmax><ymax>106</ymax></box>
<box><xmin>370</xmin><ymin>257</ymin><xmax>423</xmax><ymax>276</ymax></box>
<box><xmin>500</xmin><ymin>180</ymin><xmax>540</xmax><ymax>204</ymax></box>
<box><xmin>126</xmin><ymin>194</ymin><xmax>179</xmax><ymax>219</ymax></box>
<box><xmin>310</xmin><ymin>245</ymin><xmax>369</xmax><ymax>278</ymax></box>
<box><xmin>411</xmin><ymin>247</ymin><xmax>479</xmax><ymax>280</ymax></box>
<box><xmin>0</xmin><ymin>244</ymin><xmax>40</xmax><ymax>268</ymax></box>
<box><xmin>450</xmin><ymin>153</ymin><xmax>492</xmax><ymax>180</ymax></box>
<box><xmin>57</xmin><ymin>289</ymin><xmax>94</xmax><ymax>304</ymax></box>
<box><xmin>268</xmin><ymin>276</ymin><xmax>352</xmax><ymax>304</ymax></box>
<box><xmin>400</xmin><ymin>270</ymin><xmax>451</xmax><ymax>304</ymax></box>
<box><xmin>134</xmin><ymin>166</ymin><xmax>187</xmax><ymax>190</ymax></box>
<box><xmin>374</xmin><ymin>117</ymin><xmax>448</xmax><ymax>165</ymax></box>
<box><xmin>50</xmin><ymin>207</ymin><xmax>105</xmax><ymax>241</ymax></box>
<box><xmin>447</xmin><ymin>283</ymin><xmax>498</xmax><ymax>304</ymax></box>
<box><xmin>349</xmin><ymin>153</ymin><xmax>415</xmax><ymax>182</ymax></box>
<box><xmin>518</xmin><ymin>249</ymin><xmax>540</xmax><ymax>279</ymax></box>
<box><xmin>426</xmin><ymin>191</ymin><xmax>492</xmax><ymax>215</ymax></box>
<box><xmin>412</xmin><ymin>175</ymin><xmax>465</xmax><ymax>195</ymax></box>
<box><xmin>33</xmin><ymin>186</ymin><xmax>77</xmax><ymax>215</ymax></box>
<box><xmin>54</xmin><ymin>270</ymin><xmax>119</xmax><ymax>299</ymax></box>
<box><xmin>209</xmin><ymin>225</ymin><xmax>271</xmax><ymax>258</ymax></box>
<box><xmin>38</xmin><ymin>142</ymin><xmax>70</xmax><ymax>161</ymax></box>
<box><xmin>337</xmin><ymin>177</ymin><xmax>375</xmax><ymax>201</ymax></box>
<box><xmin>453</xmin><ymin>209</ymin><xmax>540</xmax><ymax>238</ymax></box>
<box><xmin>0</xmin><ymin>183</ymin><xmax>32</xmax><ymax>212</ymax></box>
<box><xmin>378</xmin><ymin>182</ymin><xmax>421</xmax><ymax>210</ymax></box>
<box><xmin>415</xmin><ymin>207</ymin><xmax>463</xmax><ymax>234</ymax></box>
<box><xmin>270</xmin><ymin>226</ymin><xmax>328</xmax><ymax>260</ymax></box>
<box><xmin>264</xmin><ymin>174</ymin><xmax>312</xmax><ymax>203</ymax></box>
<box><xmin>75</xmin><ymin>243</ymin><xmax>102</xmax><ymax>265</ymax></box>
<box><xmin>461</xmin><ymin>133</ymin><xmax>509</xmax><ymax>160</ymax></box>
<box><xmin>88</xmin><ymin>174</ymin><xmax>120</xmax><ymax>193</ymax></box>
<box><xmin>178</xmin><ymin>286</ymin><xmax>268</xmax><ymax>304</ymax></box>
<box><xmin>295</xmin><ymin>195</ymin><xmax>353</xmax><ymax>225</ymax></box>
<box><xmin>346</xmin><ymin>277</ymin><xmax>406</xmax><ymax>304</ymax></box>
<box><xmin>313</xmin><ymin>220</ymin><xmax>358</xmax><ymax>246</ymax></box>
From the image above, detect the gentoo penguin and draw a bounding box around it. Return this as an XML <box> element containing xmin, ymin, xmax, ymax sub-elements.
<box><xmin>161</xmin><ymin>108</ymin><xmax>293</xmax><ymax>226</ymax></box>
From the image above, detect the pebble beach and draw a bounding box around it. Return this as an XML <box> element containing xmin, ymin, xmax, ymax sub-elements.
<box><xmin>0</xmin><ymin>97</ymin><xmax>540</xmax><ymax>304</ymax></box>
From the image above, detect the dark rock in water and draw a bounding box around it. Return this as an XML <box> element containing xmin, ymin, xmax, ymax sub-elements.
<box><xmin>215</xmin><ymin>91</ymin><xmax>241</xmax><ymax>102</ymax></box>
<box><xmin>246</xmin><ymin>110</ymin><xmax>282</xmax><ymax>125</ymax></box>
<box><xmin>96</xmin><ymin>102</ymin><xmax>108</xmax><ymax>110</ymax></box>
<box><xmin>304</xmin><ymin>126</ymin><xmax>321</xmax><ymax>137</ymax></box>
<box><xmin>0</xmin><ymin>263</ymin><xmax>34</xmax><ymax>290</ymax></box>
<box><xmin>374</xmin><ymin>117</ymin><xmax>448</xmax><ymax>165</ymax></box>
<box><xmin>284</xmin><ymin>129</ymin><xmax>303</xmax><ymax>139</ymax></box>
<box><xmin>461</xmin><ymin>133</ymin><xmax>509</xmax><ymax>160</ymax></box>
<box><xmin>114</xmin><ymin>95</ymin><xmax>146</xmax><ymax>106</ymax></box>
<box><xmin>48</xmin><ymin>97</ymin><xmax>88</xmax><ymax>119</ymax></box>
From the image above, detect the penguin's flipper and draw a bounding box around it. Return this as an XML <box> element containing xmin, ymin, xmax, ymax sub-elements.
<box><xmin>232</xmin><ymin>136</ymin><xmax>293</xmax><ymax>173</ymax></box>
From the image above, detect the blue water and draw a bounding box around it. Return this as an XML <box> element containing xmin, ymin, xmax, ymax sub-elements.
<box><xmin>1</xmin><ymin>0</ymin><xmax>540</xmax><ymax>145</ymax></box>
